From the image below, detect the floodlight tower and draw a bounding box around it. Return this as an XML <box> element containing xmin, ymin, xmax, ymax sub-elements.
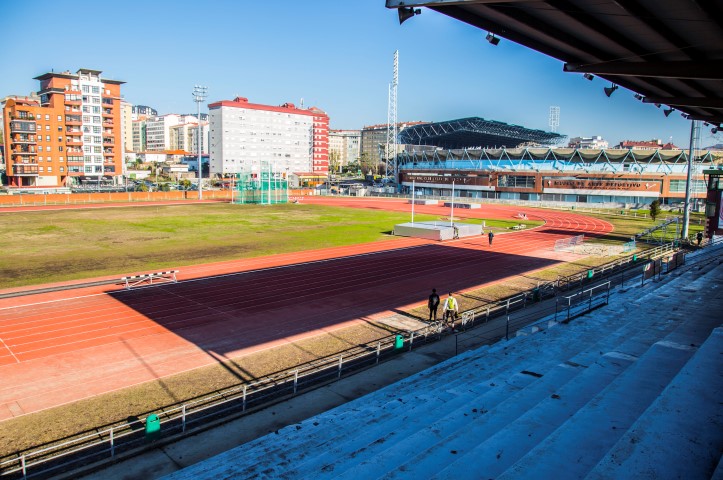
<box><xmin>386</xmin><ymin>50</ymin><xmax>399</xmax><ymax>180</ymax></box>
<box><xmin>549</xmin><ymin>106</ymin><xmax>560</xmax><ymax>133</ymax></box>
<box><xmin>193</xmin><ymin>84</ymin><xmax>208</xmax><ymax>200</ymax></box>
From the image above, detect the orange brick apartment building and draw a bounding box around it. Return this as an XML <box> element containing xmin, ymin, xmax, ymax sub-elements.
<box><xmin>2</xmin><ymin>69</ymin><xmax>124</xmax><ymax>190</ymax></box>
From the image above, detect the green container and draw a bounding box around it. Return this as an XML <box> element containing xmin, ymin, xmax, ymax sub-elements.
<box><xmin>587</xmin><ymin>269</ymin><xmax>594</xmax><ymax>279</ymax></box>
<box><xmin>394</xmin><ymin>334</ymin><xmax>404</xmax><ymax>349</ymax></box>
<box><xmin>633</xmin><ymin>254</ymin><xmax>638</xmax><ymax>262</ymax></box>
<box><xmin>145</xmin><ymin>414</ymin><xmax>161</xmax><ymax>441</ymax></box>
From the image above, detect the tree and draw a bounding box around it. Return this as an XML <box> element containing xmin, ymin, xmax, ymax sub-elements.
<box><xmin>359</xmin><ymin>153</ymin><xmax>375</xmax><ymax>176</ymax></box>
<box><xmin>649</xmin><ymin>199</ymin><xmax>661</xmax><ymax>221</ymax></box>
<box><xmin>329</xmin><ymin>150</ymin><xmax>341</xmax><ymax>175</ymax></box>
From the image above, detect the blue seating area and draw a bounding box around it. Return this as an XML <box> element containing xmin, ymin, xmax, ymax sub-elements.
<box><xmin>163</xmin><ymin>247</ymin><xmax>723</xmax><ymax>479</ymax></box>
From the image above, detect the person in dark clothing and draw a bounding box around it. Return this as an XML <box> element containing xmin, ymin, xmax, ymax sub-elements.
<box><xmin>696</xmin><ymin>231</ymin><xmax>704</xmax><ymax>246</ymax></box>
<box><xmin>428</xmin><ymin>288</ymin><xmax>440</xmax><ymax>321</ymax></box>
<box><xmin>488</xmin><ymin>231</ymin><xmax>494</xmax><ymax>246</ymax></box>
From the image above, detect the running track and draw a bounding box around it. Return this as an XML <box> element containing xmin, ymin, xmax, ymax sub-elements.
<box><xmin>0</xmin><ymin>198</ymin><xmax>612</xmax><ymax>420</ymax></box>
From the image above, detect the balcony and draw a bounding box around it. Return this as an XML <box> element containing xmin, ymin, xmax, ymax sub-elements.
<box><xmin>11</xmin><ymin>135</ymin><xmax>36</xmax><ymax>144</ymax></box>
<box><xmin>103</xmin><ymin>130</ymin><xmax>115</xmax><ymax>136</ymax></box>
<box><xmin>66</xmin><ymin>129</ymin><xmax>82</xmax><ymax>136</ymax></box>
<box><xmin>103</xmin><ymin>149</ymin><xmax>114</xmax><ymax>155</ymax></box>
<box><xmin>102</xmin><ymin>111</ymin><xmax>113</xmax><ymax>118</ymax></box>
<box><xmin>9</xmin><ymin>121</ymin><xmax>37</xmax><ymax>133</ymax></box>
<box><xmin>66</xmin><ymin>138</ymin><xmax>83</xmax><ymax>146</ymax></box>
<box><xmin>102</xmin><ymin>121</ymin><xmax>114</xmax><ymax>126</ymax></box>
<box><xmin>66</xmin><ymin>148</ymin><xmax>83</xmax><ymax>154</ymax></box>
<box><xmin>65</xmin><ymin>117</ymin><xmax>82</xmax><ymax>126</ymax></box>
<box><xmin>67</xmin><ymin>160</ymin><xmax>84</xmax><ymax>166</ymax></box>
<box><xmin>13</xmin><ymin>164</ymin><xmax>39</xmax><ymax>175</ymax></box>
<box><xmin>64</xmin><ymin>98</ymin><xmax>81</xmax><ymax>106</ymax></box>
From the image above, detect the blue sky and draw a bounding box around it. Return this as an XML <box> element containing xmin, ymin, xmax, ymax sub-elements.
<box><xmin>2</xmin><ymin>0</ymin><xmax>709</xmax><ymax>148</ymax></box>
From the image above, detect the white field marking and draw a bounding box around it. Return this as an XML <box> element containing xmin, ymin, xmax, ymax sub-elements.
<box><xmin>0</xmin><ymin>336</ymin><xmax>20</xmax><ymax>363</ymax></box>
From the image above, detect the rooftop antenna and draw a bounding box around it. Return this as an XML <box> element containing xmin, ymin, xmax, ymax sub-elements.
<box><xmin>549</xmin><ymin>106</ymin><xmax>560</xmax><ymax>133</ymax></box>
<box><xmin>386</xmin><ymin>50</ymin><xmax>399</xmax><ymax>180</ymax></box>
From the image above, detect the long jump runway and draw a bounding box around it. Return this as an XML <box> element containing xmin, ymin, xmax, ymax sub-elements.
<box><xmin>0</xmin><ymin>199</ymin><xmax>612</xmax><ymax>420</ymax></box>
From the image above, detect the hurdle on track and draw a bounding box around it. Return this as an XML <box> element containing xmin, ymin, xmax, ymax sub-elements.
<box><xmin>121</xmin><ymin>270</ymin><xmax>179</xmax><ymax>289</ymax></box>
<box><xmin>553</xmin><ymin>234</ymin><xmax>585</xmax><ymax>252</ymax></box>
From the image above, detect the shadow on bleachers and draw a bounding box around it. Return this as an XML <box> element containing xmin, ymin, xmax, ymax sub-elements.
<box><xmin>163</xmin><ymin>243</ymin><xmax>723</xmax><ymax>479</ymax></box>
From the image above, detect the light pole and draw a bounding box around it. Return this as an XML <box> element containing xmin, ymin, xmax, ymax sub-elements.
<box><xmin>192</xmin><ymin>85</ymin><xmax>208</xmax><ymax>200</ymax></box>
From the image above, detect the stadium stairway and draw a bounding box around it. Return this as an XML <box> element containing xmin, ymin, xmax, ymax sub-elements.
<box><xmin>162</xmin><ymin>252</ymin><xmax>723</xmax><ymax>480</ymax></box>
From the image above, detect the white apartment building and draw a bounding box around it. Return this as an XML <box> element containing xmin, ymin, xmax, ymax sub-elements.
<box><xmin>146</xmin><ymin>114</ymin><xmax>185</xmax><ymax>151</ymax></box>
<box><xmin>169</xmin><ymin>121</ymin><xmax>209</xmax><ymax>154</ymax></box>
<box><xmin>568</xmin><ymin>135</ymin><xmax>609</xmax><ymax>149</ymax></box>
<box><xmin>208</xmin><ymin>96</ymin><xmax>329</xmax><ymax>176</ymax></box>
<box><xmin>120</xmin><ymin>100</ymin><xmax>133</xmax><ymax>159</ymax></box>
<box><xmin>329</xmin><ymin>129</ymin><xmax>361</xmax><ymax>169</ymax></box>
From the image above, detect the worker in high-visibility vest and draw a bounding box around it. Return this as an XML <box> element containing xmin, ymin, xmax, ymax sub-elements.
<box><xmin>442</xmin><ymin>292</ymin><xmax>459</xmax><ymax>326</ymax></box>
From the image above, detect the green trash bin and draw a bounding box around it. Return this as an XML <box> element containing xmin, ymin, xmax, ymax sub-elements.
<box><xmin>587</xmin><ymin>269</ymin><xmax>594</xmax><ymax>279</ymax></box>
<box><xmin>145</xmin><ymin>414</ymin><xmax>161</xmax><ymax>441</ymax></box>
<box><xmin>633</xmin><ymin>254</ymin><xmax>638</xmax><ymax>262</ymax></box>
<box><xmin>394</xmin><ymin>334</ymin><xmax>404</xmax><ymax>349</ymax></box>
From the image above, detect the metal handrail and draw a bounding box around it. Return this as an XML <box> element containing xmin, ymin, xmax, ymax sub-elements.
<box><xmin>0</xmin><ymin>240</ymin><xmax>702</xmax><ymax>479</ymax></box>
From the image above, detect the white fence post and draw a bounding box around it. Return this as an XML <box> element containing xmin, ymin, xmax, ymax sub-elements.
<box><xmin>337</xmin><ymin>356</ymin><xmax>343</xmax><ymax>379</ymax></box>
<box><xmin>293</xmin><ymin>370</ymin><xmax>299</xmax><ymax>394</ymax></box>
<box><xmin>182</xmin><ymin>405</ymin><xmax>186</xmax><ymax>433</ymax></box>
<box><xmin>110</xmin><ymin>427</ymin><xmax>115</xmax><ymax>458</ymax></box>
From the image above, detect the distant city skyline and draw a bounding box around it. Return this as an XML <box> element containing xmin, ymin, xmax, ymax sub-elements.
<box><xmin>2</xmin><ymin>0</ymin><xmax>717</xmax><ymax>149</ymax></box>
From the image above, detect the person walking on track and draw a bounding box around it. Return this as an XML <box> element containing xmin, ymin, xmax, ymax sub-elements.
<box><xmin>428</xmin><ymin>288</ymin><xmax>440</xmax><ymax>322</ymax></box>
<box><xmin>488</xmin><ymin>231</ymin><xmax>495</xmax><ymax>246</ymax></box>
<box><xmin>442</xmin><ymin>292</ymin><xmax>459</xmax><ymax>327</ymax></box>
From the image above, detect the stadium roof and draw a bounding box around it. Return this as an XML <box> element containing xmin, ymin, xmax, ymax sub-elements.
<box><xmin>397</xmin><ymin>117</ymin><xmax>565</xmax><ymax>148</ymax></box>
<box><xmin>386</xmin><ymin>1</ymin><xmax>723</xmax><ymax>127</ymax></box>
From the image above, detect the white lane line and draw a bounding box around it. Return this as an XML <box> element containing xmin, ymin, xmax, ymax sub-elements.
<box><xmin>0</xmin><ymin>336</ymin><xmax>20</xmax><ymax>363</ymax></box>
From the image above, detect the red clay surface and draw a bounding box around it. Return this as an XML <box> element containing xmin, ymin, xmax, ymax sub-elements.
<box><xmin>0</xmin><ymin>198</ymin><xmax>613</xmax><ymax>421</ymax></box>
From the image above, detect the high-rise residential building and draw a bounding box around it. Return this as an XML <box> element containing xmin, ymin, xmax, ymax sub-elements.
<box><xmin>169</xmin><ymin>121</ymin><xmax>209</xmax><ymax>154</ymax></box>
<box><xmin>120</xmin><ymin>99</ymin><xmax>133</xmax><ymax>158</ymax></box>
<box><xmin>208</xmin><ymin>96</ymin><xmax>329</xmax><ymax>176</ymax></box>
<box><xmin>132</xmin><ymin>120</ymin><xmax>146</xmax><ymax>152</ymax></box>
<box><xmin>329</xmin><ymin>129</ymin><xmax>361</xmax><ymax>171</ymax></box>
<box><xmin>131</xmin><ymin>105</ymin><xmax>157</xmax><ymax>120</ymax></box>
<box><xmin>2</xmin><ymin>68</ymin><xmax>124</xmax><ymax>189</ymax></box>
<box><xmin>360</xmin><ymin>122</ymin><xmax>425</xmax><ymax>167</ymax></box>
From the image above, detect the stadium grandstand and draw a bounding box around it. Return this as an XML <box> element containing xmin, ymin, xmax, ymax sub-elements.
<box><xmin>397</xmin><ymin>117</ymin><xmax>565</xmax><ymax>149</ymax></box>
<box><xmin>398</xmin><ymin>145</ymin><xmax>721</xmax><ymax>206</ymax></box>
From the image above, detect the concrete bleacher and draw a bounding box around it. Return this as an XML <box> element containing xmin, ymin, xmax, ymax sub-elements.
<box><xmin>162</xmin><ymin>248</ymin><xmax>723</xmax><ymax>479</ymax></box>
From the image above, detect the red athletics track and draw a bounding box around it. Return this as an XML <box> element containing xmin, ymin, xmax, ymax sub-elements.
<box><xmin>0</xmin><ymin>198</ymin><xmax>612</xmax><ymax>421</ymax></box>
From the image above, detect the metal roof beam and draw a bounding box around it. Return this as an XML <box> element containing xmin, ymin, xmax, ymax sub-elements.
<box><xmin>642</xmin><ymin>96</ymin><xmax>723</xmax><ymax>109</ymax></box>
<box><xmin>564</xmin><ymin>61</ymin><xmax>723</xmax><ymax>80</ymax></box>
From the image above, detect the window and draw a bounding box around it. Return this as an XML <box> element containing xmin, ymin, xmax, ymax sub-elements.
<box><xmin>93</xmin><ymin>116</ymin><xmax>100</xmax><ymax>123</ymax></box>
<box><xmin>83</xmin><ymin>116</ymin><xmax>91</xmax><ymax>123</ymax></box>
<box><xmin>59</xmin><ymin>146</ymin><xmax>63</xmax><ymax>152</ymax></box>
<box><xmin>39</xmin><ymin>167</ymin><xmax>44</xmax><ymax>173</ymax></box>
<box><xmin>58</xmin><ymin>137</ymin><xmax>62</xmax><ymax>143</ymax></box>
<box><xmin>91</xmin><ymin>86</ymin><xmax>99</xmax><ymax>94</ymax></box>
<box><xmin>46</xmin><ymin>135</ymin><xmax>51</xmax><ymax>141</ymax></box>
<box><xmin>93</xmin><ymin>126</ymin><xmax>101</xmax><ymax>134</ymax></box>
<box><xmin>48</xmin><ymin>167</ymin><xmax>53</xmax><ymax>172</ymax></box>
<box><xmin>82</xmin><ymin>85</ymin><xmax>89</xmax><ymax>93</ymax></box>
<box><xmin>59</xmin><ymin>157</ymin><xmax>64</xmax><ymax>162</ymax></box>
<box><xmin>84</xmin><ymin>136</ymin><xmax>92</xmax><ymax>143</ymax></box>
<box><xmin>60</xmin><ymin>167</ymin><xmax>65</xmax><ymax>172</ymax></box>
<box><xmin>497</xmin><ymin>175</ymin><xmax>535</xmax><ymax>189</ymax></box>
<box><xmin>58</xmin><ymin>115</ymin><xmax>62</xmax><ymax>122</ymax></box>
<box><xmin>45</xmin><ymin>114</ymin><xmax>50</xmax><ymax>120</ymax></box>
<box><xmin>38</xmin><ymin>156</ymin><xmax>43</xmax><ymax>162</ymax></box>
<box><xmin>58</xmin><ymin>126</ymin><xmax>62</xmax><ymax>132</ymax></box>
<box><xmin>46</xmin><ymin>125</ymin><xmax>50</xmax><ymax>131</ymax></box>
<box><xmin>46</xmin><ymin>146</ymin><xmax>51</xmax><ymax>152</ymax></box>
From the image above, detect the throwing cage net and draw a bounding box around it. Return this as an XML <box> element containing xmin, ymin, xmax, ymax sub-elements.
<box><xmin>232</xmin><ymin>162</ymin><xmax>289</xmax><ymax>205</ymax></box>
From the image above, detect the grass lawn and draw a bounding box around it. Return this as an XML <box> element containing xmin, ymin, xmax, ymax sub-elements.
<box><xmin>0</xmin><ymin>203</ymin><xmax>439</xmax><ymax>289</ymax></box>
<box><xmin>0</xmin><ymin>201</ymin><xmax>707</xmax><ymax>459</ymax></box>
